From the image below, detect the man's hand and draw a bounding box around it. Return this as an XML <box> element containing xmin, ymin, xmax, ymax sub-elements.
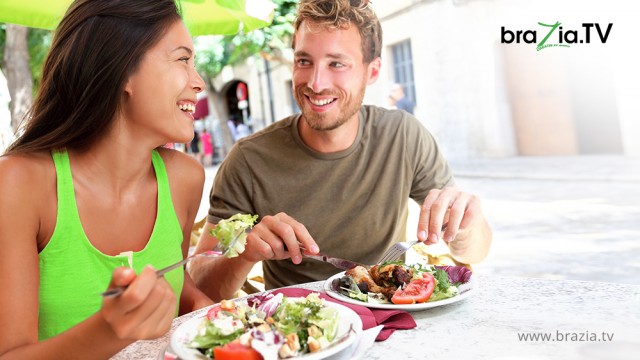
<box><xmin>242</xmin><ymin>212</ymin><xmax>319</xmax><ymax>264</ymax></box>
<box><xmin>189</xmin><ymin>213</ymin><xmax>320</xmax><ymax>301</ymax></box>
<box><xmin>417</xmin><ymin>187</ymin><xmax>491</xmax><ymax>263</ymax></box>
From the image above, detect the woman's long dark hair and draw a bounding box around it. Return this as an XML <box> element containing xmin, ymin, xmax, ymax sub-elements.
<box><xmin>5</xmin><ymin>0</ymin><xmax>182</xmax><ymax>155</ymax></box>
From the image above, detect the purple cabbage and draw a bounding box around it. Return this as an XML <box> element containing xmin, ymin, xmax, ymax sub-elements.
<box><xmin>247</xmin><ymin>292</ymin><xmax>283</xmax><ymax>318</ymax></box>
<box><xmin>247</xmin><ymin>291</ymin><xmax>274</xmax><ymax>308</ymax></box>
<box><xmin>434</xmin><ymin>265</ymin><xmax>472</xmax><ymax>284</ymax></box>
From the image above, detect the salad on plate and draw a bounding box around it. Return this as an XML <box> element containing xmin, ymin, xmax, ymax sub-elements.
<box><xmin>331</xmin><ymin>261</ymin><xmax>472</xmax><ymax>305</ymax></box>
<box><xmin>185</xmin><ymin>292</ymin><xmax>351</xmax><ymax>360</ymax></box>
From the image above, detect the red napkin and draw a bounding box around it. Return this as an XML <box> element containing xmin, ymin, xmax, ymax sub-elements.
<box><xmin>272</xmin><ymin>288</ymin><xmax>416</xmax><ymax>341</ymax></box>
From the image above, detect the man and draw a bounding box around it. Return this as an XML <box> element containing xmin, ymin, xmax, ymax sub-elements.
<box><xmin>189</xmin><ymin>0</ymin><xmax>491</xmax><ymax>300</ymax></box>
<box><xmin>390</xmin><ymin>83</ymin><xmax>416</xmax><ymax>114</ymax></box>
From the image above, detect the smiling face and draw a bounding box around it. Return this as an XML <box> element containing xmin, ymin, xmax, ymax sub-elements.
<box><xmin>293</xmin><ymin>21</ymin><xmax>380</xmax><ymax>133</ymax></box>
<box><xmin>123</xmin><ymin>20</ymin><xmax>205</xmax><ymax>145</ymax></box>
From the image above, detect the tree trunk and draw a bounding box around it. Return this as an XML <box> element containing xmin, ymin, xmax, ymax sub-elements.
<box><xmin>3</xmin><ymin>24</ymin><xmax>33</xmax><ymax>133</ymax></box>
<box><xmin>204</xmin><ymin>77</ymin><xmax>235</xmax><ymax>160</ymax></box>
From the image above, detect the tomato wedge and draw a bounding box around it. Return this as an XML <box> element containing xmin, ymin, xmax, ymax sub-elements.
<box><xmin>213</xmin><ymin>342</ymin><xmax>263</xmax><ymax>360</ymax></box>
<box><xmin>391</xmin><ymin>272</ymin><xmax>435</xmax><ymax>304</ymax></box>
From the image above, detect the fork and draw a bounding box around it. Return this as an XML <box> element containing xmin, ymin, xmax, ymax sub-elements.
<box><xmin>101</xmin><ymin>229</ymin><xmax>244</xmax><ymax>297</ymax></box>
<box><xmin>378</xmin><ymin>223</ymin><xmax>448</xmax><ymax>264</ymax></box>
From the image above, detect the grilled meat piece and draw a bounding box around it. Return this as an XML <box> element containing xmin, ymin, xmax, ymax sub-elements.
<box><xmin>393</xmin><ymin>266</ymin><xmax>413</xmax><ymax>285</ymax></box>
<box><xmin>369</xmin><ymin>264</ymin><xmax>414</xmax><ymax>287</ymax></box>
<box><xmin>345</xmin><ymin>266</ymin><xmax>385</xmax><ymax>293</ymax></box>
<box><xmin>380</xmin><ymin>286</ymin><xmax>397</xmax><ymax>299</ymax></box>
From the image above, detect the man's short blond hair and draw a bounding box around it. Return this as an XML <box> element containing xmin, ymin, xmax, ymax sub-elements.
<box><xmin>293</xmin><ymin>0</ymin><xmax>383</xmax><ymax>64</ymax></box>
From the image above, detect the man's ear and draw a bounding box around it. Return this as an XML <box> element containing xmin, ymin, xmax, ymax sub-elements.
<box><xmin>367</xmin><ymin>57</ymin><xmax>381</xmax><ymax>85</ymax></box>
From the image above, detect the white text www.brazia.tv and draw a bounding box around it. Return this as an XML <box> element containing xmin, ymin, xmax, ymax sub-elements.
<box><xmin>518</xmin><ymin>330</ymin><xmax>614</xmax><ymax>342</ymax></box>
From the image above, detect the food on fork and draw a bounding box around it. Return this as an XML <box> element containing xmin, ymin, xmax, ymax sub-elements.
<box><xmin>332</xmin><ymin>262</ymin><xmax>472</xmax><ymax>304</ymax></box>
<box><xmin>210</xmin><ymin>213</ymin><xmax>258</xmax><ymax>258</ymax></box>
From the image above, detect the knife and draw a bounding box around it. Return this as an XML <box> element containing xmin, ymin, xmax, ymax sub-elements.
<box><xmin>303</xmin><ymin>253</ymin><xmax>366</xmax><ymax>270</ymax></box>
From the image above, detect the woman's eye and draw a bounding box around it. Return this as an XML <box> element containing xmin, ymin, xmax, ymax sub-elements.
<box><xmin>179</xmin><ymin>57</ymin><xmax>190</xmax><ymax>63</ymax></box>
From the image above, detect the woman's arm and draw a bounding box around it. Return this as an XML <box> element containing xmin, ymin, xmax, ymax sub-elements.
<box><xmin>161</xmin><ymin>149</ymin><xmax>214</xmax><ymax>314</ymax></box>
<box><xmin>188</xmin><ymin>221</ymin><xmax>258</xmax><ymax>301</ymax></box>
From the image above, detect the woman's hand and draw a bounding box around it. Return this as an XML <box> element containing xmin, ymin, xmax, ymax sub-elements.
<box><xmin>100</xmin><ymin>266</ymin><xmax>176</xmax><ymax>340</ymax></box>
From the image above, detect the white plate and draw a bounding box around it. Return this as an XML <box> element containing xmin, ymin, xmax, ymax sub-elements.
<box><xmin>170</xmin><ymin>298</ymin><xmax>363</xmax><ymax>360</ymax></box>
<box><xmin>323</xmin><ymin>271</ymin><xmax>477</xmax><ymax>311</ymax></box>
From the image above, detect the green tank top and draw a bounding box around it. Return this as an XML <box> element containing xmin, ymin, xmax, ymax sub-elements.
<box><xmin>38</xmin><ymin>149</ymin><xmax>184</xmax><ymax>340</ymax></box>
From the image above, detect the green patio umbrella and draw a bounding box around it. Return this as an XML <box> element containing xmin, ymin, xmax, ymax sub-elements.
<box><xmin>0</xmin><ymin>0</ymin><xmax>275</xmax><ymax>36</ymax></box>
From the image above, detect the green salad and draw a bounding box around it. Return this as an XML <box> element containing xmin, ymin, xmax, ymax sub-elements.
<box><xmin>189</xmin><ymin>293</ymin><xmax>340</xmax><ymax>359</ymax></box>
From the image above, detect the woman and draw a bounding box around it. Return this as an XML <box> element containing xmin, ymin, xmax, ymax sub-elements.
<box><xmin>0</xmin><ymin>0</ymin><xmax>213</xmax><ymax>358</ymax></box>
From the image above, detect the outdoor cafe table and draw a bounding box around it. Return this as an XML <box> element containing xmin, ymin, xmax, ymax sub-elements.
<box><xmin>113</xmin><ymin>274</ymin><xmax>640</xmax><ymax>360</ymax></box>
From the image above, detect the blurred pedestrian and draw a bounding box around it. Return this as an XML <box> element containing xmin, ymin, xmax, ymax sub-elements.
<box><xmin>227</xmin><ymin>116</ymin><xmax>238</xmax><ymax>143</ymax></box>
<box><xmin>189</xmin><ymin>129</ymin><xmax>202</xmax><ymax>163</ymax></box>
<box><xmin>390</xmin><ymin>83</ymin><xmax>415</xmax><ymax>114</ymax></box>
<box><xmin>200</xmin><ymin>128</ymin><xmax>213</xmax><ymax>166</ymax></box>
<box><xmin>234</xmin><ymin>119</ymin><xmax>251</xmax><ymax>140</ymax></box>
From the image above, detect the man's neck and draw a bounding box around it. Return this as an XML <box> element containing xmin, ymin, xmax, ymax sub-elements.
<box><xmin>298</xmin><ymin>115</ymin><xmax>360</xmax><ymax>153</ymax></box>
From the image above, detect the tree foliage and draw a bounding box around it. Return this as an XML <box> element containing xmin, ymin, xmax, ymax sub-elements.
<box><xmin>0</xmin><ymin>25</ymin><xmax>51</xmax><ymax>97</ymax></box>
<box><xmin>195</xmin><ymin>0</ymin><xmax>298</xmax><ymax>81</ymax></box>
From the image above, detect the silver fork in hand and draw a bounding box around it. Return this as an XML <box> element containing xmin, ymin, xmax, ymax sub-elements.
<box><xmin>378</xmin><ymin>223</ymin><xmax>448</xmax><ymax>264</ymax></box>
<box><xmin>101</xmin><ymin>230</ymin><xmax>245</xmax><ymax>297</ymax></box>
<box><xmin>100</xmin><ymin>250</ymin><xmax>222</xmax><ymax>297</ymax></box>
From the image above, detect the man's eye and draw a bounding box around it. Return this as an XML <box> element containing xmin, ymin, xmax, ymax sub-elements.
<box><xmin>330</xmin><ymin>62</ymin><xmax>345</xmax><ymax>68</ymax></box>
<box><xmin>296</xmin><ymin>59</ymin><xmax>310</xmax><ymax>65</ymax></box>
<box><xmin>179</xmin><ymin>57</ymin><xmax>190</xmax><ymax>63</ymax></box>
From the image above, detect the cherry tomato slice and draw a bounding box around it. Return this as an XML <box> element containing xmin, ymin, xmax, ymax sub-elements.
<box><xmin>213</xmin><ymin>342</ymin><xmax>263</xmax><ymax>360</ymax></box>
<box><xmin>391</xmin><ymin>272</ymin><xmax>435</xmax><ymax>304</ymax></box>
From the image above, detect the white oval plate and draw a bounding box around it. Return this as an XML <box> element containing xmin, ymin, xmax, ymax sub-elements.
<box><xmin>170</xmin><ymin>298</ymin><xmax>363</xmax><ymax>360</ymax></box>
<box><xmin>323</xmin><ymin>271</ymin><xmax>477</xmax><ymax>311</ymax></box>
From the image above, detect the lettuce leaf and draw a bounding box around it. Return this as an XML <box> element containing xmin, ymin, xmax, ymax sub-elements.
<box><xmin>210</xmin><ymin>213</ymin><xmax>258</xmax><ymax>258</ymax></box>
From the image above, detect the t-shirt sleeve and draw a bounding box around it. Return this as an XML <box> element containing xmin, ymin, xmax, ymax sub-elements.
<box><xmin>407</xmin><ymin>116</ymin><xmax>455</xmax><ymax>204</ymax></box>
<box><xmin>207</xmin><ymin>144</ymin><xmax>256</xmax><ymax>224</ymax></box>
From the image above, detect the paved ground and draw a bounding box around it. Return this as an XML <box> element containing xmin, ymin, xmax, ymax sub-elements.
<box><xmin>450</xmin><ymin>156</ymin><xmax>640</xmax><ymax>286</ymax></box>
<box><xmin>199</xmin><ymin>155</ymin><xmax>640</xmax><ymax>286</ymax></box>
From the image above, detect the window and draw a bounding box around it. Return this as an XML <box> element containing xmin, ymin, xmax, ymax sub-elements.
<box><xmin>391</xmin><ymin>40</ymin><xmax>416</xmax><ymax>105</ymax></box>
<box><xmin>287</xmin><ymin>80</ymin><xmax>300</xmax><ymax>114</ymax></box>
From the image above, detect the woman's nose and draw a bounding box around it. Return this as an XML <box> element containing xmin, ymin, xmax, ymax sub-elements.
<box><xmin>192</xmin><ymin>68</ymin><xmax>205</xmax><ymax>93</ymax></box>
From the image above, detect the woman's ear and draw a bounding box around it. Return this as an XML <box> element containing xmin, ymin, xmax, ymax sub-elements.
<box><xmin>124</xmin><ymin>77</ymin><xmax>133</xmax><ymax>97</ymax></box>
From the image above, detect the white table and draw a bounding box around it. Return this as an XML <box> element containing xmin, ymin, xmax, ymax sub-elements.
<box><xmin>112</xmin><ymin>275</ymin><xmax>640</xmax><ymax>360</ymax></box>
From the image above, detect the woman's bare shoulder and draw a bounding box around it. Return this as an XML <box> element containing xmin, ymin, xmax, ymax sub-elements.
<box><xmin>156</xmin><ymin>147</ymin><xmax>205</xmax><ymax>188</ymax></box>
<box><xmin>0</xmin><ymin>151</ymin><xmax>55</xmax><ymax>188</ymax></box>
<box><xmin>0</xmin><ymin>152</ymin><xmax>55</xmax><ymax>222</ymax></box>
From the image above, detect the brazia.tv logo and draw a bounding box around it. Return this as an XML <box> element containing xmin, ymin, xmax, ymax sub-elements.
<box><xmin>501</xmin><ymin>22</ymin><xmax>613</xmax><ymax>51</ymax></box>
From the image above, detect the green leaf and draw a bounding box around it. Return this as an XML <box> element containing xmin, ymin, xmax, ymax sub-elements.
<box><xmin>209</xmin><ymin>213</ymin><xmax>258</xmax><ymax>258</ymax></box>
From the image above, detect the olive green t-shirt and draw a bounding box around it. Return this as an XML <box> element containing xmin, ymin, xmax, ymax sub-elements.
<box><xmin>208</xmin><ymin>105</ymin><xmax>454</xmax><ymax>289</ymax></box>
